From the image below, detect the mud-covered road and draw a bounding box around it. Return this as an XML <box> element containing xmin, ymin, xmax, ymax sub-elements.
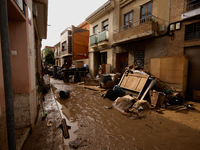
<box><xmin>51</xmin><ymin>78</ymin><xmax>200</xmax><ymax>150</ymax></box>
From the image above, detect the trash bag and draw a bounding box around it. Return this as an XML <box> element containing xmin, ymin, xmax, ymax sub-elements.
<box><xmin>168</xmin><ymin>95</ymin><xmax>183</xmax><ymax>105</ymax></box>
<box><xmin>104</xmin><ymin>88</ymin><xmax>125</xmax><ymax>101</ymax></box>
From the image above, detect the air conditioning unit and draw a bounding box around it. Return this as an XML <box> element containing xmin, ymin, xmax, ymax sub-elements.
<box><xmin>33</xmin><ymin>4</ymin><xmax>38</xmax><ymax>18</ymax></box>
<box><xmin>159</xmin><ymin>25</ymin><xmax>165</xmax><ymax>32</ymax></box>
<box><xmin>170</xmin><ymin>24</ymin><xmax>175</xmax><ymax>31</ymax></box>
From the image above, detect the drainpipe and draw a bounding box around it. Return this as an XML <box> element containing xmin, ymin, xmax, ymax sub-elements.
<box><xmin>0</xmin><ymin>0</ymin><xmax>17</xmax><ymax>150</ymax></box>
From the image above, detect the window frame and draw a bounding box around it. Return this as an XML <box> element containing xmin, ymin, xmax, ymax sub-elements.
<box><xmin>185</xmin><ymin>22</ymin><xmax>200</xmax><ymax>41</ymax></box>
<box><xmin>93</xmin><ymin>25</ymin><xmax>98</xmax><ymax>34</ymax></box>
<box><xmin>62</xmin><ymin>41</ymin><xmax>67</xmax><ymax>51</ymax></box>
<box><xmin>140</xmin><ymin>1</ymin><xmax>152</xmax><ymax>23</ymax></box>
<box><xmin>102</xmin><ymin>19</ymin><xmax>109</xmax><ymax>31</ymax></box>
<box><xmin>124</xmin><ymin>11</ymin><xmax>133</xmax><ymax>26</ymax></box>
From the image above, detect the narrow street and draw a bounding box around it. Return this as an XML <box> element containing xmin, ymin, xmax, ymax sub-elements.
<box><xmin>1</xmin><ymin>0</ymin><xmax>200</xmax><ymax>150</ymax></box>
<box><xmin>49</xmin><ymin>77</ymin><xmax>200</xmax><ymax>150</ymax></box>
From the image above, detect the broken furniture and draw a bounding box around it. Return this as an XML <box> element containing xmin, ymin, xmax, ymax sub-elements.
<box><xmin>149</xmin><ymin>90</ymin><xmax>166</xmax><ymax>107</ymax></box>
<box><xmin>150</xmin><ymin>55</ymin><xmax>188</xmax><ymax>98</ymax></box>
<box><xmin>118</xmin><ymin>72</ymin><xmax>156</xmax><ymax>100</ymax></box>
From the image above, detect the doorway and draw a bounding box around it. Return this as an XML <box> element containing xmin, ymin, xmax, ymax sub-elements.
<box><xmin>116</xmin><ymin>52</ymin><xmax>129</xmax><ymax>73</ymax></box>
<box><xmin>185</xmin><ymin>46</ymin><xmax>200</xmax><ymax>97</ymax></box>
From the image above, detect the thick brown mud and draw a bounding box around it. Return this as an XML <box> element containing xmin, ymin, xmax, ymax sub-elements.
<box><xmin>51</xmin><ymin>78</ymin><xmax>200</xmax><ymax>150</ymax></box>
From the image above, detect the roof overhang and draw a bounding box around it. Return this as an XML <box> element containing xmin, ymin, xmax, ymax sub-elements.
<box><xmin>33</xmin><ymin>0</ymin><xmax>48</xmax><ymax>39</ymax></box>
<box><xmin>86</xmin><ymin>0</ymin><xmax>114</xmax><ymax>24</ymax></box>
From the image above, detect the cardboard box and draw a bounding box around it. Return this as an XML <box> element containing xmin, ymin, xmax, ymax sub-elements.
<box><xmin>75</xmin><ymin>61</ymin><xmax>84</xmax><ymax>68</ymax></box>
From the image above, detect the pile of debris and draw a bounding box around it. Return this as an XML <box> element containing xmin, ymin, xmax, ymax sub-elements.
<box><xmin>102</xmin><ymin>64</ymin><xmax>196</xmax><ymax>119</ymax></box>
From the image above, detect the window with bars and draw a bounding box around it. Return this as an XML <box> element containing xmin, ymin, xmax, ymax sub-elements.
<box><xmin>185</xmin><ymin>22</ymin><xmax>200</xmax><ymax>41</ymax></box>
<box><xmin>141</xmin><ymin>1</ymin><xmax>152</xmax><ymax>23</ymax></box>
<box><xmin>186</xmin><ymin>0</ymin><xmax>200</xmax><ymax>11</ymax></box>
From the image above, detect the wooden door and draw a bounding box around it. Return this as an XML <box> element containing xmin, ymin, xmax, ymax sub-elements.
<box><xmin>116</xmin><ymin>52</ymin><xmax>129</xmax><ymax>73</ymax></box>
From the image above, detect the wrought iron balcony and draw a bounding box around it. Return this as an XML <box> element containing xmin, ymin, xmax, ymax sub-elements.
<box><xmin>113</xmin><ymin>15</ymin><xmax>163</xmax><ymax>45</ymax></box>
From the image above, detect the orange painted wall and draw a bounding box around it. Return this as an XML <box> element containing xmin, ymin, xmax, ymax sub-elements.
<box><xmin>9</xmin><ymin>20</ymin><xmax>30</xmax><ymax>93</ymax></box>
<box><xmin>77</xmin><ymin>21</ymin><xmax>90</xmax><ymax>31</ymax></box>
<box><xmin>73</xmin><ymin>31</ymin><xmax>89</xmax><ymax>60</ymax></box>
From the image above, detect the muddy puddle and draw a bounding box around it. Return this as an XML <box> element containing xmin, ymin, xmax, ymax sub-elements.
<box><xmin>51</xmin><ymin>78</ymin><xmax>200</xmax><ymax>150</ymax></box>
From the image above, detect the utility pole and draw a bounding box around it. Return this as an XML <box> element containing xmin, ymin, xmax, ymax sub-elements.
<box><xmin>0</xmin><ymin>0</ymin><xmax>17</xmax><ymax>149</ymax></box>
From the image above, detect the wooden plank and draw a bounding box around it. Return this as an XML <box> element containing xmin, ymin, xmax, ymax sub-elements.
<box><xmin>82</xmin><ymin>85</ymin><xmax>106</xmax><ymax>91</ymax></box>
<box><xmin>140</xmin><ymin>80</ymin><xmax>156</xmax><ymax>100</ymax></box>
<box><xmin>160</xmin><ymin>56</ymin><xmax>184</xmax><ymax>84</ymax></box>
<box><xmin>150</xmin><ymin>58</ymin><xmax>160</xmax><ymax>78</ymax></box>
<box><xmin>182</xmin><ymin>57</ymin><xmax>188</xmax><ymax>98</ymax></box>
<box><xmin>61</xmin><ymin>118</ymin><xmax>70</xmax><ymax>139</ymax></box>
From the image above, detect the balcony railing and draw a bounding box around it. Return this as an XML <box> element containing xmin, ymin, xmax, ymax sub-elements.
<box><xmin>14</xmin><ymin>0</ymin><xmax>26</xmax><ymax>16</ymax></box>
<box><xmin>89</xmin><ymin>34</ymin><xmax>98</xmax><ymax>45</ymax></box>
<box><xmin>113</xmin><ymin>15</ymin><xmax>164</xmax><ymax>43</ymax></box>
<box><xmin>184</xmin><ymin>0</ymin><xmax>200</xmax><ymax>12</ymax></box>
<box><xmin>97</xmin><ymin>30</ymin><xmax>109</xmax><ymax>43</ymax></box>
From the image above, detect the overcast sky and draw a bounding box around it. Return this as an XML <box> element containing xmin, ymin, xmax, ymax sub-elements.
<box><xmin>41</xmin><ymin>0</ymin><xmax>108</xmax><ymax>49</ymax></box>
